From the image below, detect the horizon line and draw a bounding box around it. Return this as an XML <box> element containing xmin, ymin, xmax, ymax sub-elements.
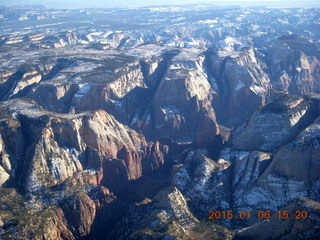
<box><xmin>1</xmin><ymin>1</ymin><xmax>320</xmax><ymax>10</ymax></box>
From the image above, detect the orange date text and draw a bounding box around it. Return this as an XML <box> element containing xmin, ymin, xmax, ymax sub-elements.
<box><xmin>208</xmin><ymin>209</ymin><xmax>309</xmax><ymax>220</ymax></box>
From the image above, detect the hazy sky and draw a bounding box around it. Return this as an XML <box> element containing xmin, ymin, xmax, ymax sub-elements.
<box><xmin>0</xmin><ymin>0</ymin><xmax>319</xmax><ymax>8</ymax></box>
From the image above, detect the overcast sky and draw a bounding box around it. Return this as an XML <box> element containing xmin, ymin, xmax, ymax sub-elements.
<box><xmin>1</xmin><ymin>0</ymin><xmax>319</xmax><ymax>8</ymax></box>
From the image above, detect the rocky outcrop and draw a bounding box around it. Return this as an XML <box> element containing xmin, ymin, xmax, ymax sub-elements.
<box><xmin>0</xmin><ymin>100</ymin><xmax>168</xmax><ymax>194</ymax></box>
<box><xmin>0</xmin><ymin>98</ymin><xmax>168</xmax><ymax>239</ymax></box>
<box><xmin>0</xmin><ymin>186</ymin><xmax>113</xmax><ymax>240</ymax></box>
<box><xmin>38</xmin><ymin>207</ymin><xmax>75</xmax><ymax>240</ymax></box>
<box><xmin>0</xmin><ymin>63</ymin><xmax>54</xmax><ymax>101</ymax></box>
<box><xmin>1</xmin><ymin>47</ymin><xmax>220</xmax><ymax>148</ymax></box>
<box><xmin>139</xmin><ymin>49</ymin><xmax>220</xmax><ymax>147</ymax></box>
<box><xmin>160</xmin><ymin>93</ymin><xmax>320</xmax><ymax>232</ymax></box>
<box><xmin>31</xmin><ymin>82</ymin><xmax>79</xmax><ymax>113</ymax></box>
<box><xmin>205</xmin><ymin>47</ymin><xmax>270</xmax><ymax>127</ymax></box>
<box><xmin>228</xmin><ymin>101</ymin><xmax>320</xmax><ymax>213</ymax></box>
<box><xmin>260</xmin><ymin>122</ymin><xmax>320</xmax><ymax>183</ymax></box>
<box><xmin>0</xmin><ymin>187</ymin><xmax>74</xmax><ymax>240</ymax></box>
<box><xmin>110</xmin><ymin>186</ymin><xmax>233</xmax><ymax>240</ymax></box>
<box><xmin>172</xmin><ymin>149</ymin><xmax>231</xmax><ymax>217</ymax></box>
<box><xmin>0</xmin><ymin>135</ymin><xmax>11</xmax><ymax>186</ymax></box>
<box><xmin>112</xmin><ymin>187</ymin><xmax>196</xmax><ymax>239</ymax></box>
<box><xmin>232</xmin><ymin>94</ymin><xmax>317</xmax><ymax>151</ymax></box>
<box><xmin>60</xmin><ymin>191</ymin><xmax>96</xmax><ymax>238</ymax></box>
<box><xmin>267</xmin><ymin>35</ymin><xmax>320</xmax><ymax>95</ymax></box>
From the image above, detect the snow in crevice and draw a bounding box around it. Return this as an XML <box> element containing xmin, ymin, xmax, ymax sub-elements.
<box><xmin>289</xmin><ymin>108</ymin><xmax>307</xmax><ymax>126</ymax></box>
<box><xmin>234</xmin><ymin>174</ymin><xmax>308</xmax><ymax>211</ymax></box>
<box><xmin>73</xmin><ymin>83</ymin><xmax>92</xmax><ymax>101</ymax></box>
<box><xmin>160</xmin><ymin>105</ymin><xmax>181</xmax><ymax>115</ymax></box>
<box><xmin>172</xmin><ymin>149</ymin><xmax>231</xmax><ymax>210</ymax></box>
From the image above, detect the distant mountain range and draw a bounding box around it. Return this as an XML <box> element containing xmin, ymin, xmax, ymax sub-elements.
<box><xmin>1</xmin><ymin>0</ymin><xmax>320</xmax><ymax>9</ymax></box>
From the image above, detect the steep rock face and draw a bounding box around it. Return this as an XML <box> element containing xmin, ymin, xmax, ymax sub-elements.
<box><xmin>66</xmin><ymin>58</ymin><xmax>149</xmax><ymax>126</ymax></box>
<box><xmin>0</xmin><ymin>187</ymin><xmax>75</xmax><ymax>240</ymax></box>
<box><xmin>261</xmin><ymin>122</ymin><xmax>320</xmax><ymax>183</ymax></box>
<box><xmin>267</xmin><ymin>35</ymin><xmax>320</xmax><ymax>95</ymax></box>
<box><xmin>25</xmin><ymin>131</ymin><xmax>84</xmax><ymax>193</ymax></box>
<box><xmin>31</xmin><ymin>82</ymin><xmax>79</xmax><ymax>113</ymax></box>
<box><xmin>110</xmin><ymin>187</ymin><xmax>198</xmax><ymax>240</ymax></box>
<box><xmin>2</xmin><ymin>52</ymin><xmax>148</xmax><ymax>122</ymax></box>
<box><xmin>140</xmin><ymin>51</ymin><xmax>174</xmax><ymax>90</ymax></box>
<box><xmin>0</xmin><ymin>98</ymin><xmax>169</xmax><ymax>238</ymax></box>
<box><xmin>232</xmin><ymin>94</ymin><xmax>317</xmax><ymax>151</ymax></box>
<box><xmin>219</xmin><ymin>149</ymin><xmax>272</xmax><ymax>213</ymax></box>
<box><xmin>0</xmin><ymin>63</ymin><xmax>53</xmax><ymax>101</ymax></box>
<box><xmin>234</xmin><ymin>198</ymin><xmax>320</xmax><ymax>240</ymax></box>
<box><xmin>60</xmin><ymin>192</ymin><xmax>96</xmax><ymax>238</ymax></box>
<box><xmin>2</xmin><ymin>46</ymin><xmax>254</xmax><ymax>147</ymax></box>
<box><xmin>37</xmin><ymin>59</ymin><xmax>144</xmax><ymax>115</ymax></box>
<box><xmin>41</xmin><ymin>208</ymin><xmax>75</xmax><ymax>240</ymax></box>
<box><xmin>101</xmin><ymin>142</ymin><xmax>169</xmax><ymax>194</ymax></box>
<box><xmin>231</xmin><ymin>118</ymin><xmax>320</xmax><ymax>212</ymax></box>
<box><xmin>10</xmin><ymin>105</ymin><xmax>167</xmax><ymax>194</ymax></box>
<box><xmin>110</xmin><ymin>186</ymin><xmax>233</xmax><ymax>240</ymax></box>
<box><xmin>0</xmin><ymin>135</ymin><xmax>11</xmax><ymax>186</ymax></box>
<box><xmin>79</xmin><ymin>110</ymin><xmax>146</xmax><ymax>160</ymax></box>
<box><xmin>172</xmin><ymin>149</ymin><xmax>232</xmax><ymax>216</ymax></box>
<box><xmin>0</xmin><ymin>164</ymin><xmax>9</xmax><ymax>186</ymax></box>
<box><xmin>206</xmin><ymin>47</ymin><xmax>270</xmax><ymax>126</ymax></box>
<box><xmin>142</xmin><ymin>49</ymin><xmax>220</xmax><ymax>146</ymax></box>
<box><xmin>2</xmin><ymin>102</ymin><xmax>168</xmax><ymax>197</ymax></box>
<box><xmin>172</xmin><ymin>94</ymin><xmax>320</xmax><ymax>228</ymax></box>
<box><xmin>0</xmin><ymin>109</ymin><xmax>27</xmax><ymax>187</ymax></box>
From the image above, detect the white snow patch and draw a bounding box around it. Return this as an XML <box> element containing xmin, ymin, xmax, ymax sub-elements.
<box><xmin>148</xmin><ymin>7</ymin><xmax>184</xmax><ymax>12</ymax></box>
<box><xmin>161</xmin><ymin>105</ymin><xmax>181</xmax><ymax>115</ymax></box>
<box><xmin>198</xmin><ymin>19</ymin><xmax>218</xmax><ymax>25</ymax></box>
<box><xmin>219</xmin><ymin>36</ymin><xmax>242</xmax><ymax>52</ymax></box>
<box><xmin>73</xmin><ymin>83</ymin><xmax>92</xmax><ymax>101</ymax></box>
<box><xmin>250</xmin><ymin>85</ymin><xmax>265</xmax><ymax>94</ymax></box>
<box><xmin>290</xmin><ymin>109</ymin><xmax>306</xmax><ymax>127</ymax></box>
